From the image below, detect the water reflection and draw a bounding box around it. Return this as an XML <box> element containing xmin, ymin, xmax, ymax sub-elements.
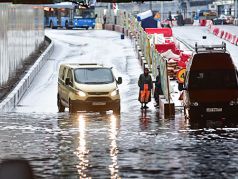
<box><xmin>75</xmin><ymin>114</ymin><xmax>89</xmax><ymax>178</ymax></box>
<box><xmin>139</xmin><ymin>109</ymin><xmax>151</xmax><ymax>130</ymax></box>
<box><xmin>58</xmin><ymin>113</ymin><xmax>122</xmax><ymax>178</ymax></box>
<box><xmin>109</xmin><ymin>115</ymin><xmax>120</xmax><ymax>179</ymax></box>
<box><xmin>0</xmin><ymin>112</ymin><xmax>237</xmax><ymax>178</ymax></box>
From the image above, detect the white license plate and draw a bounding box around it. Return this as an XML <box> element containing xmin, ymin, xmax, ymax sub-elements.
<box><xmin>206</xmin><ymin>108</ymin><xmax>222</xmax><ymax>112</ymax></box>
<box><xmin>92</xmin><ymin>102</ymin><xmax>106</xmax><ymax>106</ymax></box>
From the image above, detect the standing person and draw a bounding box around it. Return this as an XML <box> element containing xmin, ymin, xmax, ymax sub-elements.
<box><xmin>154</xmin><ymin>66</ymin><xmax>163</xmax><ymax>107</ymax></box>
<box><xmin>138</xmin><ymin>68</ymin><xmax>153</xmax><ymax>109</ymax></box>
<box><xmin>177</xmin><ymin>12</ymin><xmax>184</xmax><ymax>26</ymax></box>
<box><xmin>103</xmin><ymin>14</ymin><xmax>107</xmax><ymax>29</ymax></box>
<box><xmin>168</xmin><ymin>11</ymin><xmax>173</xmax><ymax>27</ymax></box>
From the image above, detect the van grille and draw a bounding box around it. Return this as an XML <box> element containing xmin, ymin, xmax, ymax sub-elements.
<box><xmin>88</xmin><ymin>92</ymin><xmax>109</xmax><ymax>95</ymax></box>
<box><xmin>86</xmin><ymin>97</ymin><xmax>111</xmax><ymax>102</ymax></box>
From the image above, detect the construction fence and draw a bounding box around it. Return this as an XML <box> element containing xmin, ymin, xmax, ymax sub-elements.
<box><xmin>96</xmin><ymin>8</ymin><xmax>172</xmax><ymax>103</ymax></box>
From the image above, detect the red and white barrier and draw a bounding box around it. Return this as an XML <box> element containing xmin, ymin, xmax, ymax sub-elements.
<box><xmin>213</xmin><ymin>27</ymin><xmax>219</xmax><ymax>36</ymax></box>
<box><xmin>193</xmin><ymin>20</ymin><xmax>200</xmax><ymax>26</ymax></box>
<box><xmin>206</xmin><ymin>20</ymin><xmax>213</xmax><ymax>27</ymax></box>
<box><xmin>231</xmin><ymin>35</ymin><xmax>237</xmax><ymax>44</ymax></box>
<box><xmin>208</xmin><ymin>23</ymin><xmax>238</xmax><ymax>46</ymax></box>
<box><xmin>218</xmin><ymin>30</ymin><xmax>224</xmax><ymax>38</ymax></box>
<box><xmin>200</xmin><ymin>19</ymin><xmax>206</xmax><ymax>26</ymax></box>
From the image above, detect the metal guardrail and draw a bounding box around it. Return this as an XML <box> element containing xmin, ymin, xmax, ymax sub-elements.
<box><xmin>174</xmin><ymin>36</ymin><xmax>194</xmax><ymax>51</ymax></box>
<box><xmin>0</xmin><ymin>36</ymin><xmax>54</xmax><ymax>112</ymax></box>
<box><xmin>0</xmin><ymin>3</ymin><xmax>44</xmax><ymax>87</ymax></box>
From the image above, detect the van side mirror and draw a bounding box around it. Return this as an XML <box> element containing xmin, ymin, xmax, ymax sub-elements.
<box><xmin>95</xmin><ymin>14</ymin><xmax>98</xmax><ymax>18</ymax></box>
<box><xmin>65</xmin><ymin>78</ymin><xmax>70</xmax><ymax>86</ymax></box>
<box><xmin>178</xmin><ymin>83</ymin><xmax>184</xmax><ymax>91</ymax></box>
<box><xmin>117</xmin><ymin>77</ymin><xmax>122</xmax><ymax>84</ymax></box>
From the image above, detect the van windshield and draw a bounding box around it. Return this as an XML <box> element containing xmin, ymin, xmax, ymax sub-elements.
<box><xmin>188</xmin><ymin>70</ymin><xmax>238</xmax><ymax>89</ymax></box>
<box><xmin>74</xmin><ymin>68</ymin><xmax>114</xmax><ymax>84</ymax></box>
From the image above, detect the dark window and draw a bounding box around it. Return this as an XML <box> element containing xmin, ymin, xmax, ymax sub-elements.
<box><xmin>61</xmin><ymin>67</ymin><xmax>66</xmax><ymax>81</ymax></box>
<box><xmin>188</xmin><ymin>70</ymin><xmax>238</xmax><ymax>89</ymax></box>
<box><xmin>67</xmin><ymin>69</ymin><xmax>73</xmax><ymax>82</ymax></box>
<box><xmin>74</xmin><ymin>68</ymin><xmax>114</xmax><ymax>84</ymax></box>
<box><xmin>74</xmin><ymin>9</ymin><xmax>95</xmax><ymax>18</ymax></box>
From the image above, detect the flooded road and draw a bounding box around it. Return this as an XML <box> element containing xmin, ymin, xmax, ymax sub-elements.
<box><xmin>0</xmin><ymin>30</ymin><xmax>237</xmax><ymax>178</ymax></box>
<box><xmin>0</xmin><ymin>112</ymin><xmax>237</xmax><ymax>178</ymax></box>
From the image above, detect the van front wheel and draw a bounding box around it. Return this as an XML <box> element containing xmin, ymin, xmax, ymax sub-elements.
<box><xmin>57</xmin><ymin>95</ymin><xmax>65</xmax><ymax>112</ymax></box>
<box><xmin>69</xmin><ymin>99</ymin><xmax>77</xmax><ymax>113</ymax></box>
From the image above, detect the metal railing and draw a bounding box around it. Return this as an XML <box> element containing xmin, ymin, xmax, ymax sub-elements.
<box><xmin>0</xmin><ymin>3</ymin><xmax>44</xmax><ymax>87</ymax></box>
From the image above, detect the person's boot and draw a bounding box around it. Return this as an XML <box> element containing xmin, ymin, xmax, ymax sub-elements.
<box><xmin>144</xmin><ymin>104</ymin><xmax>148</xmax><ymax>109</ymax></box>
<box><xmin>154</xmin><ymin>103</ymin><xmax>159</xmax><ymax>107</ymax></box>
<box><xmin>141</xmin><ymin>104</ymin><xmax>144</xmax><ymax>109</ymax></box>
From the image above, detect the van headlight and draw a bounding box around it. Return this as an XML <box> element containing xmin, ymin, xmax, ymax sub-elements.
<box><xmin>111</xmin><ymin>89</ymin><xmax>119</xmax><ymax>97</ymax></box>
<box><xmin>77</xmin><ymin>90</ymin><xmax>86</xmax><ymax>97</ymax></box>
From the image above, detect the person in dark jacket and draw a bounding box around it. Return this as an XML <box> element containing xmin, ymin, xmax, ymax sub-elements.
<box><xmin>154</xmin><ymin>66</ymin><xmax>163</xmax><ymax>107</ymax></box>
<box><xmin>138</xmin><ymin>68</ymin><xmax>153</xmax><ymax>109</ymax></box>
<box><xmin>168</xmin><ymin>11</ymin><xmax>173</xmax><ymax>27</ymax></box>
<box><xmin>177</xmin><ymin>12</ymin><xmax>184</xmax><ymax>26</ymax></box>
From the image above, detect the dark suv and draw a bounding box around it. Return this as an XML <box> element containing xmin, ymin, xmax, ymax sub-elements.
<box><xmin>179</xmin><ymin>43</ymin><xmax>238</xmax><ymax>128</ymax></box>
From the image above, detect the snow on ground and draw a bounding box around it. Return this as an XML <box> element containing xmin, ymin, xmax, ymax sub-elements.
<box><xmin>15</xmin><ymin>26</ymin><xmax>238</xmax><ymax>112</ymax></box>
<box><xmin>215</xmin><ymin>25</ymin><xmax>238</xmax><ymax>35</ymax></box>
<box><xmin>15</xmin><ymin>29</ymin><xmax>158</xmax><ymax>113</ymax></box>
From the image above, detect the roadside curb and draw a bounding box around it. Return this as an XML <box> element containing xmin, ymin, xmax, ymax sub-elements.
<box><xmin>0</xmin><ymin>36</ymin><xmax>54</xmax><ymax>112</ymax></box>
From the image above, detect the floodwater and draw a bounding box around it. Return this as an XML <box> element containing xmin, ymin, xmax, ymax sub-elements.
<box><xmin>0</xmin><ymin>29</ymin><xmax>237</xmax><ymax>178</ymax></box>
<box><xmin>0</xmin><ymin>112</ymin><xmax>237</xmax><ymax>178</ymax></box>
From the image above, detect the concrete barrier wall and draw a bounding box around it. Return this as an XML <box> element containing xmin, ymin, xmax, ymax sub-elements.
<box><xmin>0</xmin><ymin>3</ymin><xmax>44</xmax><ymax>87</ymax></box>
<box><xmin>0</xmin><ymin>36</ymin><xmax>53</xmax><ymax>112</ymax></box>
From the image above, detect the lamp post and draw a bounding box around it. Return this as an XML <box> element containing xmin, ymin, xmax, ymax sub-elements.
<box><xmin>235</xmin><ymin>0</ymin><xmax>238</xmax><ymax>18</ymax></box>
<box><xmin>149</xmin><ymin>1</ymin><xmax>152</xmax><ymax>10</ymax></box>
<box><xmin>160</xmin><ymin>1</ymin><xmax>163</xmax><ymax>21</ymax></box>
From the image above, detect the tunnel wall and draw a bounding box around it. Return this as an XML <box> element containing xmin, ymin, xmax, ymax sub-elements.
<box><xmin>0</xmin><ymin>3</ymin><xmax>44</xmax><ymax>87</ymax></box>
<box><xmin>0</xmin><ymin>36</ymin><xmax>53</xmax><ymax>112</ymax></box>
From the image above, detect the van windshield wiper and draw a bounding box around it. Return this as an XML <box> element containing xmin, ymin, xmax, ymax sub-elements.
<box><xmin>85</xmin><ymin>82</ymin><xmax>109</xmax><ymax>84</ymax></box>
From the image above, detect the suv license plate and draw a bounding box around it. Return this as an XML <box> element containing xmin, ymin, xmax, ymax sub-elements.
<box><xmin>92</xmin><ymin>102</ymin><xmax>106</xmax><ymax>106</ymax></box>
<box><xmin>206</xmin><ymin>108</ymin><xmax>222</xmax><ymax>112</ymax></box>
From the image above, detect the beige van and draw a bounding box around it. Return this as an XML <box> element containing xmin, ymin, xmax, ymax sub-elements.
<box><xmin>57</xmin><ymin>63</ymin><xmax>122</xmax><ymax>114</ymax></box>
<box><xmin>178</xmin><ymin>43</ymin><xmax>238</xmax><ymax>128</ymax></box>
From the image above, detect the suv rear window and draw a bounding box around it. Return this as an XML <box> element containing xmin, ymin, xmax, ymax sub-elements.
<box><xmin>188</xmin><ymin>70</ymin><xmax>238</xmax><ymax>89</ymax></box>
<box><xmin>74</xmin><ymin>68</ymin><xmax>114</xmax><ymax>84</ymax></box>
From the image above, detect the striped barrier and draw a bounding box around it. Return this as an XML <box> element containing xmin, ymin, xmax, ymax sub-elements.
<box><xmin>208</xmin><ymin>23</ymin><xmax>238</xmax><ymax>46</ymax></box>
<box><xmin>206</xmin><ymin>20</ymin><xmax>213</xmax><ymax>27</ymax></box>
<box><xmin>219</xmin><ymin>30</ymin><xmax>224</xmax><ymax>38</ymax></box>
<box><xmin>213</xmin><ymin>27</ymin><xmax>219</xmax><ymax>36</ymax></box>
